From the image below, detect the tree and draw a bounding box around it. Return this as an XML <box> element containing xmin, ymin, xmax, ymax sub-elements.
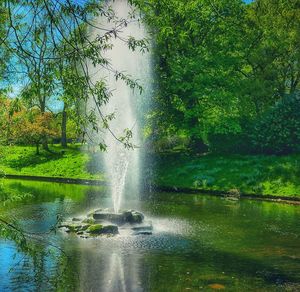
<box><xmin>0</xmin><ymin>0</ymin><xmax>148</xmax><ymax>252</ymax></box>
<box><xmin>61</xmin><ymin>103</ymin><xmax>68</xmax><ymax>148</ymax></box>
<box><xmin>0</xmin><ymin>96</ymin><xmax>58</xmax><ymax>153</ymax></box>
<box><xmin>0</xmin><ymin>95</ymin><xmax>22</xmax><ymax>144</ymax></box>
<box><xmin>239</xmin><ymin>0</ymin><xmax>300</xmax><ymax>116</ymax></box>
<box><xmin>252</xmin><ymin>94</ymin><xmax>300</xmax><ymax>154</ymax></box>
<box><xmin>13</xmin><ymin>109</ymin><xmax>58</xmax><ymax>155</ymax></box>
<box><xmin>2</xmin><ymin>0</ymin><xmax>148</xmax><ymax>149</ymax></box>
<box><xmin>138</xmin><ymin>0</ymin><xmax>246</xmax><ymax>151</ymax></box>
<box><xmin>138</xmin><ymin>0</ymin><xmax>300</xmax><ymax>153</ymax></box>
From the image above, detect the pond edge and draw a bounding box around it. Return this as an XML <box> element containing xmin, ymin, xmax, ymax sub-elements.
<box><xmin>4</xmin><ymin>174</ymin><xmax>300</xmax><ymax>205</ymax></box>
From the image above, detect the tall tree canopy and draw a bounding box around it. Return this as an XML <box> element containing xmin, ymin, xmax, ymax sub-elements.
<box><xmin>137</xmin><ymin>0</ymin><xmax>300</xmax><ymax>153</ymax></box>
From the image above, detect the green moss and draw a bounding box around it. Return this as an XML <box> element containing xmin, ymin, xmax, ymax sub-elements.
<box><xmin>82</xmin><ymin>218</ymin><xmax>96</xmax><ymax>224</ymax></box>
<box><xmin>87</xmin><ymin>224</ymin><xmax>103</xmax><ymax>233</ymax></box>
<box><xmin>66</xmin><ymin>224</ymin><xmax>82</xmax><ymax>233</ymax></box>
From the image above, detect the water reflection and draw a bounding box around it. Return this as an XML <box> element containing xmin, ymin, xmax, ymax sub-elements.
<box><xmin>0</xmin><ymin>179</ymin><xmax>300</xmax><ymax>291</ymax></box>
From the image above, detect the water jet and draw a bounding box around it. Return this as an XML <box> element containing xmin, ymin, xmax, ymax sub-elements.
<box><xmin>88</xmin><ymin>0</ymin><xmax>151</xmax><ymax>215</ymax></box>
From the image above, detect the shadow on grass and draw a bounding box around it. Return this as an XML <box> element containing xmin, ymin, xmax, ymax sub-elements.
<box><xmin>155</xmin><ymin>153</ymin><xmax>300</xmax><ymax>195</ymax></box>
<box><xmin>4</xmin><ymin>149</ymin><xmax>65</xmax><ymax>170</ymax></box>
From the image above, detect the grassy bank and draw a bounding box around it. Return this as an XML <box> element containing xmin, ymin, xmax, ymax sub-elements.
<box><xmin>1</xmin><ymin>145</ymin><xmax>300</xmax><ymax>198</ymax></box>
<box><xmin>155</xmin><ymin>153</ymin><xmax>300</xmax><ymax>198</ymax></box>
<box><xmin>0</xmin><ymin>145</ymin><xmax>104</xmax><ymax>180</ymax></box>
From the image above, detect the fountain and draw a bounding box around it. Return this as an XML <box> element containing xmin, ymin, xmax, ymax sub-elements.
<box><xmin>90</xmin><ymin>0</ymin><xmax>151</xmax><ymax>213</ymax></box>
<box><xmin>60</xmin><ymin>0</ymin><xmax>152</xmax><ymax>237</ymax></box>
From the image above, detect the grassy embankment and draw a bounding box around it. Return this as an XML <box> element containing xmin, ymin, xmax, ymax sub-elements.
<box><xmin>0</xmin><ymin>145</ymin><xmax>104</xmax><ymax>180</ymax></box>
<box><xmin>155</xmin><ymin>153</ymin><xmax>300</xmax><ymax>198</ymax></box>
<box><xmin>1</xmin><ymin>145</ymin><xmax>300</xmax><ymax>198</ymax></box>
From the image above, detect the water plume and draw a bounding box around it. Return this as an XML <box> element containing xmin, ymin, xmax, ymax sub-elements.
<box><xmin>88</xmin><ymin>0</ymin><xmax>151</xmax><ymax>213</ymax></box>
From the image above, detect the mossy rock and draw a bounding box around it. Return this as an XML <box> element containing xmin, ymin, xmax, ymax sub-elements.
<box><xmin>101</xmin><ymin>225</ymin><xmax>119</xmax><ymax>234</ymax></box>
<box><xmin>123</xmin><ymin>210</ymin><xmax>144</xmax><ymax>224</ymax></box>
<box><xmin>86</xmin><ymin>224</ymin><xmax>119</xmax><ymax>235</ymax></box>
<box><xmin>66</xmin><ymin>224</ymin><xmax>83</xmax><ymax>233</ymax></box>
<box><xmin>64</xmin><ymin>223</ymin><xmax>89</xmax><ymax>233</ymax></box>
<box><xmin>87</xmin><ymin>224</ymin><xmax>103</xmax><ymax>234</ymax></box>
<box><xmin>82</xmin><ymin>218</ymin><xmax>96</xmax><ymax>224</ymax></box>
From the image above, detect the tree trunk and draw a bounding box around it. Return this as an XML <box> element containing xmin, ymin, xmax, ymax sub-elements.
<box><xmin>40</xmin><ymin>98</ymin><xmax>49</xmax><ymax>151</ymax></box>
<box><xmin>36</xmin><ymin>142</ymin><xmax>40</xmax><ymax>155</ymax></box>
<box><xmin>61</xmin><ymin>104</ymin><xmax>67</xmax><ymax>148</ymax></box>
<box><xmin>42</xmin><ymin>137</ymin><xmax>49</xmax><ymax>151</ymax></box>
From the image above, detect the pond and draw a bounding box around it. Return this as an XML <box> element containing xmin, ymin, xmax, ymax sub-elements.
<box><xmin>0</xmin><ymin>179</ymin><xmax>299</xmax><ymax>291</ymax></box>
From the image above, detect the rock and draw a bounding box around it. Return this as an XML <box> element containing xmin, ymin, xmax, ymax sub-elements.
<box><xmin>87</xmin><ymin>209</ymin><xmax>103</xmax><ymax>218</ymax></box>
<box><xmin>65</xmin><ymin>224</ymin><xmax>82</xmax><ymax>232</ymax></box>
<box><xmin>131</xmin><ymin>221</ymin><xmax>152</xmax><ymax>235</ymax></box>
<box><xmin>208</xmin><ymin>283</ymin><xmax>225</xmax><ymax>290</ymax></box>
<box><xmin>64</xmin><ymin>223</ymin><xmax>89</xmax><ymax>233</ymax></box>
<box><xmin>80</xmin><ymin>224</ymin><xmax>90</xmax><ymax>231</ymax></box>
<box><xmin>86</xmin><ymin>224</ymin><xmax>103</xmax><ymax>234</ymax></box>
<box><xmin>61</xmin><ymin>209</ymin><xmax>149</xmax><ymax>237</ymax></box>
<box><xmin>92</xmin><ymin>210</ymin><xmax>144</xmax><ymax>225</ymax></box>
<box><xmin>227</xmin><ymin>188</ymin><xmax>240</xmax><ymax>198</ymax></box>
<box><xmin>133</xmin><ymin>231</ymin><xmax>152</xmax><ymax>236</ymax></box>
<box><xmin>82</xmin><ymin>218</ymin><xmax>96</xmax><ymax>224</ymax></box>
<box><xmin>101</xmin><ymin>225</ymin><xmax>119</xmax><ymax>235</ymax></box>
<box><xmin>86</xmin><ymin>224</ymin><xmax>119</xmax><ymax>235</ymax></box>
<box><xmin>122</xmin><ymin>210</ymin><xmax>144</xmax><ymax>224</ymax></box>
<box><xmin>225</xmin><ymin>196</ymin><xmax>239</xmax><ymax>201</ymax></box>
<box><xmin>131</xmin><ymin>221</ymin><xmax>153</xmax><ymax>231</ymax></box>
<box><xmin>93</xmin><ymin>212</ymin><xmax>124</xmax><ymax>224</ymax></box>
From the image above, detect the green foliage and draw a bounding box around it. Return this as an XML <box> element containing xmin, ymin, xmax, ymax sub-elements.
<box><xmin>137</xmin><ymin>0</ymin><xmax>247</xmax><ymax>145</ymax></box>
<box><xmin>208</xmin><ymin>132</ymin><xmax>252</xmax><ymax>154</ymax></box>
<box><xmin>136</xmin><ymin>0</ymin><xmax>300</xmax><ymax>154</ymax></box>
<box><xmin>2</xmin><ymin>0</ymin><xmax>148</xmax><ymax>151</ymax></box>
<box><xmin>252</xmin><ymin>95</ymin><xmax>300</xmax><ymax>154</ymax></box>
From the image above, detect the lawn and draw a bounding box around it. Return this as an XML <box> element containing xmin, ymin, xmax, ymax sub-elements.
<box><xmin>155</xmin><ymin>153</ymin><xmax>300</xmax><ymax>198</ymax></box>
<box><xmin>0</xmin><ymin>144</ymin><xmax>104</xmax><ymax>180</ymax></box>
<box><xmin>1</xmin><ymin>145</ymin><xmax>300</xmax><ymax>198</ymax></box>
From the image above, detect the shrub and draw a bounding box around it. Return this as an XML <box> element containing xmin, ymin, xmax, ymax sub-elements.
<box><xmin>208</xmin><ymin>132</ymin><xmax>253</xmax><ymax>154</ymax></box>
<box><xmin>252</xmin><ymin>94</ymin><xmax>300</xmax><ymax>154</ymax></box>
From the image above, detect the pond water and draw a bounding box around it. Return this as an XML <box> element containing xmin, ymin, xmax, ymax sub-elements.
<box><xmin>0</xmin><ymin>179</ymin><xmax>299</xmax><ymax>291</ymax></box>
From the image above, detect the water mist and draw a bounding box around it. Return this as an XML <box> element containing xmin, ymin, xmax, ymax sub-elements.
<box><xmin>88</xmin><ymin>0</ymin><xmax>151</xmax><ymax>213</ymax></box>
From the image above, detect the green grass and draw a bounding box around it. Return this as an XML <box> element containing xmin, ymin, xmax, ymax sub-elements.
<box><xmin>155</xmin><ymin>153</ymin><xmax>300</xmax><ymax>198</ymax></box>
<box><xmin>0</xmin><ymin>144</ymin><xmax>104</xmax><ymax>180</ymax></box>
<box><xmin>1</xmin><ymin>145</ymin><xmax>300</xmax><ymax>198</ymax></box>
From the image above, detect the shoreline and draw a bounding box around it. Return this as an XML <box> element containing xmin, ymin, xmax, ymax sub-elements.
<box><xmin>155</xmin><ymin>186</ymin><xmax>300</xmax><ymax>205</ymax></box>
<box><xmin>4</xmin><ymin>174</ymin><xmax>300</xmax><ymax>205</ymax></box>
<box><xmin>5</xmin><ymin>174</ymin><xmax>105</xmax><ymax>186</ymax></box>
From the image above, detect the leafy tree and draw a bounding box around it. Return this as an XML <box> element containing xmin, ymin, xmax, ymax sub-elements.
<box><xmin>239</xmin><ymin>0</ymin><xmax>300</xmax><ymax>116</ymax></box>
<box><xmin>14</xmin><ymin>109</ymin><xmax>58</xmax><ymax>155</ymax></box>
<box><xmin>138</xmin><ymin>0</ymin><xmax>300</xmax><ymax>154</ymax></box>
<box><xmin>138</xmin><ymin>0</ymin><xmax>246</xmax><ymax>152</ymax></box>
<box><xmin>252</xmin><ymin>94</ymin><xmax>300</xmax><ymax>154</ymax></box>
<box><xmin>0</xmin><ymin>95</ymin><xmax>22</xmax><ymax>144</ymax></box>
<box><xmin>0</xmin><ymin>96</ymin><xmax>58</xmax><ymax>153</ymax></box>
<box><xmin>2</xmin><ymin>0</ymin><xmax>148</xmax><ymax>150</ymax></box>
<box><xmin>0</xmin><ymin>0</ymin><xmax>148</xmax><ymax>257</ymax></box>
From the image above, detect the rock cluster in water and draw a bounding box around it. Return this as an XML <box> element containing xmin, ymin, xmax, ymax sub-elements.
<box><xmin>59</xmin><ymin>209</ymin><xmax>152</xmax><ymax>238</ymax></box>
